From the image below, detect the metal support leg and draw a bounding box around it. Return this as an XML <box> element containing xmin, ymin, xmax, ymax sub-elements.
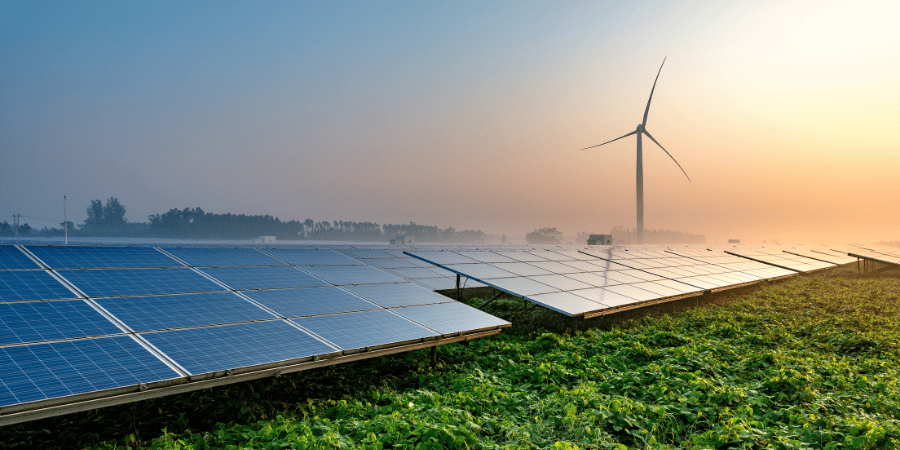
<box><xmin>479</xmin><ymin>291</ymin><xmax>504</xmax><ymax>309</ymax></box>
<box><xmin>430</xmin><ymin>345</ymin><xmax>438</xmax><ymax>366</ymax></box>
<box><xmin>456</xmin><ymin>274</ymin><xmax>461</xmax><ymax>300</ymax></box>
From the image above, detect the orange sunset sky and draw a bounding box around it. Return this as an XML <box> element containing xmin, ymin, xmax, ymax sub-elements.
<box><xmin>1</xmin><ymin>0</ymin><xmax>898</xmax><ymax>243</ymax></box>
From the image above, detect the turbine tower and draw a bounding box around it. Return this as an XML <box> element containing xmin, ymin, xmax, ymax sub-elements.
<box><xmin>582</xmin><ymin>57</ymin><xmax>691</xmax><ymax>244</ymax></box>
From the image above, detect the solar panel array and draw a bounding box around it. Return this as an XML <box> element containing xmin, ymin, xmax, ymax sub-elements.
<box><xmin>722</xmin><ymin>246</ymin><xmax>836</xmax><ymax>272</ymax></box>
<box><xmin>407</xmin><ymin>244</ymin><xmax>831</xmax><ymax>318</ymax></box>
<box><xmin>847</xmin><ymin>244</ymin><xmax>900</xmax><ymax>266</ymax></box>
<box><xmin>0</xmin><ymin>245</ymin><xmax>508</xmax><ymax>424</ymax></box>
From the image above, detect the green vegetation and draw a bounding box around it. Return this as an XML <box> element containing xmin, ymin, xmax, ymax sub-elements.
<box><xmin>3</xmin><ymin>266</ymin><xmax>899</xmax><ymax>449</ymax></box>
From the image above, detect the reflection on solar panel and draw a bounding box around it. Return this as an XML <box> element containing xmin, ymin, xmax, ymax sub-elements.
<box><xmin>302</xmin><ymin>265</ymin><xmax>405</xmax><ymax>285</ymax></box>
<box><xmin>142</xmin><ymin>320</ymin><xmax>336</xmax><ymax>375</ymax></box>
<box><xmin>343</xmin><ymin>283</ymin><xmax>453</xmax><ymax>308</ymax></box>
<box><xmin>57</xmin><ymin>268</ymin><xmax>225</xmax><ymax>298</ymax></box>
<box><xmin>0</xmin><ymin>246</ymin><xmax>39</xmax><ymax>270</ymax></box>
<box><xmin>26</xmin><ymin>246</ymin><xmax>180</xmax><ymax>269</ymax></box>
<box><xmin>0</xmin><ymin>271</ymin><xmax>78</xmax><ymax>302</ymax></box>
<box><xmin>95</xmin><ymin>293</ymin><xmax>276</xmax><ymax>332</ymax></box>
<box><xmin>0</xmin><ymin>336</ymin><xmax>179</xmax><ymax>407</ymax></box>
<box><xmin>293</xmin><ymin>310</ymin><xmax>437</xmax><ymax>351</ymax></box>
<box><xmin>241</xmin><ymin>287</ymin><xmax>378</xmax><ymax>318</ymax></box>
<box><xmin>262</xmin><ymin>249</ymin><xmax>362</xmax><ymax>266</ymax></box>
<box><xmin>198</xmin><ymin>266</ymin><xmax>328</xmax><ymax>290</ymax></box>
<box><xmin>392</xmin><ymin>302</ymin><xmax>509</xmax><ymax>334</ymax></box>
<box><xmin>163</xmin><ymin>247</ymin><xmax>283</xmax><ymax>267</ymax></box>
<box><xmin>0</xmin><ymin>300</ymin><xmax>122</xmax><ymax>345</ymax></box>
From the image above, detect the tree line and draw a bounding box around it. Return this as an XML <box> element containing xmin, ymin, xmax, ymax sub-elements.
<box><xmin>2</xmin><ymin>199</ymin><xmax>486</xmax><ymax>243</ymax></box>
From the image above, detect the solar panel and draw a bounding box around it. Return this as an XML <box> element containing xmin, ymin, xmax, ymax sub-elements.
<box><xmin>0</xmin><ymin>300</ymin><xmax>122</xmax><ymax>345</ymax></box>
<box><xmin>301</xmin><ymin>265</ymin><xmax>405</xmax><ymax>286</ymax></box>
<box><xmin>392</xmin><ymin>302</ymin><xmax>509</xmax><ymax>334</ymax></box>
<box><xmin>404</xmin><ymin>251</ymin><xmax>478</xmax><ymax>265</ymax></box>
<box><xmin>0</xmin><ymin>336</ymin><xmax>179</xmax><ymax>407</ymax></box>
<box><xmin>525</xmin><ymin>292</ymin><xmax>608</xmax><ymax>316</ymax></box>
<box><xmin>343</xmin><ymin>283</ymin><xmax>453</xmax><ymax>308</ymax></box>
<box><xmin>0</xmin><ymin>246</ymin><xmax>39</xmax><ymax>270</ymax></box>
<box><xmin>240</xmin><ymin>287</ymin><xmax>379</xmax><ymax>318</ymax></box>
<box><xmin>141</xmin><ymin>320</ymin><xmax>335</xmax><ymax>375</ymax></box>
<box><xmin>94</xmin><ymin>292</ymin><xmax>276</xmax><ymax>332</ymax></box>
<box><xmin>293</xmin><ymin>310</ymin><xmax>437</xmax><ymax>351</ymax></box>
<box><xmin>199</xmin><ymin>266</ymin><xmax>329</xmax><ymax>290</ymax></box>
<box><xmin>262</xmin><ymin>249</ymin><xmax>363</xmax><ymax>266</ymax></box>
<box><xmin>0</xmin><ymin>271</ymin><xmax>79</xmax><ymax>302</ymax></box>
<box><xmin>340</xmin><ymin>249</ymin><xmax>393</xmax><ymax>259</ymax></box>
<box><xmin>442</xmin><ymin>263</ymin><xmax>517</xmax><ymax>280</ymax></box>
<box><xmin>569</xmin><ymin>288</ymin><xmax>638</xmax><ymax>307</ymax></box>
<box><xmin>57</xmin><ymin>268</ymin><xmax>225</xmax><ymax>298</ymax></box>
<box><xmin>456</xmin><ymin>251</ymin><xmax>517</xmax><ymax>263</ymax></box>
<box><xmin>26</xmin><ymin>246</ymin><xmax>181</xmax><ymax>269</ymax></box>
<box><xmin>163</xmin><ymin>247</ymin><xmax>284</xmax><ymax>267</ymax></box>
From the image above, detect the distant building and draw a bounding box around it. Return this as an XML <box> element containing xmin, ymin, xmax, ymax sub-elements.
<box><xmin>587</xmin><ymin>234</ymin><xmax>611</xmax><ymax>245</ymax></box>
<box><xmin>728</xmin><ymin>238</ymin><xmax>740</xmax><ymax>244</ymax></box>
<box><xmin>254</xmin><ymin>236</ymin><xmax>276</xmax><ymax>244</ymax></box>
<box><xmin>390</xmin><ymin>235</ymin><xmax>415</xmax><ymax>245</ymax></box>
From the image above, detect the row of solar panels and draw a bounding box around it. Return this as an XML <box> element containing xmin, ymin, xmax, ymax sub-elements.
<box><xmin>406</xmin><ymin>243</ymin><xmax>859</xmax><ymax>318</ymax></box>
<box><xmin>0</xmin><ymin>245</ymin><xmax>509</xmax><ymax>420</ymax></box>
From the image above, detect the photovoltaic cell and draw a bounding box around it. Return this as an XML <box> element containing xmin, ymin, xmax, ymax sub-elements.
<box><xmin>406</xmin><ymin>251</ymin><xmax>478</xmax><ymax>265</ymax></box>
<box><xmin>343</xmin><ymin>283</ymin><xmax>452</xmax><ymax>308</ymax></box>
<box><xmin>493</xmin><ymin>262</ymin><xmax>553</xmax><ymax>277</ymax></box>
<box><xmin>142</xmin><ymin>320</ymin><xmax>335</xmax><ymax>375</ymax></box>
<box><xmin>525</xmin><ymin>292</ymin><xmax>607</xmax><ymax>316</ymax></box>
<box><xmin>340</xmin><ymin>249</ymin><xmax>393</xmax><ymax>259</ymax></box>
<box><xmin>293</xmin><ymin>310</ymin><xmax>437</xmax><ymax>350</ymax></box>
<box><xmin>262</xmin><ymin>249</ymin><xmax>363</xmax><ymax>266</ymax></box>
<box><xmin>95</xmin><ymin>292</ymin><xmax>275</xmax><ymax>332</ymax></box>
<box><xmin>301</xmin><ymin>265</ymin><xmax>405</xmax><ymax>286</ymax></box>
<box><xmin>199</xmin><ymin>266</ymin><xmax>329</xmax><ymax>290</ymax></box>
<box><xmin>0</xmin><ymin>300</ymin><xmax>122</xmax><ymax>345</ymax></box>
<box><xmin>58</xmin><ymin>268</ymin><xmax>224</xmax><ymax>298</ymax></box>
<box><xmin>393</xmin><ymin>302</ymin><xmax>509</xmax><ymax>335</ymax></box>
<box><xmin>241</xmin><ymin>287</ymin><xmax>378</xmax><ymax>318</ymax></box>
<box><xmin>163</xmin><ymin>247</ymin><xmax>283</xmax><ymax>267</ymax></box>
<box><xmin>0</xmin><ymin>271</ymin><xmax>78</xmax><ymax>302</ymax></box>
<box><xmin>442</xmin><ymin>263</ymin><xmax>516</xmax><ymax>280</ymax></box>
<box><xmin>26</xmin><ymin>246</ymin><xmax>180</xmax><ymax>269</ymax></box>
<box><xmin>456</xmin><ymin>252</ymin><xmax>517</xmax><ymax>263</ymax></box>
<box><xmin>0</xmin><ymin>246</ymin><xmax>39</xmax><ymax>270</ymax></box>
<box><xmin>0</xmin><ymin>335</ymin><xmax>179</xmax><ymax>407</ymax></box>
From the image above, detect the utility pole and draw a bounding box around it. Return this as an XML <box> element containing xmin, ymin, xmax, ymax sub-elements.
<box><xmin>64</xmin><ymin>195</ymin><xmax>68</xmax><ymax>245</ymax></box>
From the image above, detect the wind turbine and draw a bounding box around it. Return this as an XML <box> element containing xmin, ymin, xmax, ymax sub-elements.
<box><xmin>582</xmin><ymin>57</ymin><xmax>691</xmax><ymax>244</ymax></box>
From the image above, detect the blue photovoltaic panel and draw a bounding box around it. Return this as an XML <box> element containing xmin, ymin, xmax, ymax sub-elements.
<box><xmin>163</xmin><ymin>247</ymin><xmax>284</xmax><ymax>267</ymax></box>
<box><xmin>302</xmin><ymin>265</ymin><xmax>405</xmax><ymax>286</ymax></box>
<box><xmin>199</xmin><ymin>266</ymin><xmax>329</xmax><ymax>290</ymax></box>
<box><xmin>0</xmin><ymin>246</ymin><xmax>39</xmax><ymax>270</ymax></box>
<box><xmin>493</xmin><ymin>262</ymin><xmax>553</xmax><ymax>277</ymax></box>
<box><xmin>0</xmin><ymin>300</ymin><xmax>122</xmax><ymax>345</ymax></box>
<box><xmin>393</xmin><ymin>302</ymin><xmax>508</xmax><ymax>335</ymax></box>
<box><xmin>262</xmin><ymin>249</ymin><xmax>362</xmax><ymax>266</ymax></box>
<box><xmin>343</xmin><ymin>283</ymin><xmax>452</xmax><ymax>308</ymax></box>
<box><xmin>142</xmin><ymin>320</ymin><xmax>335</xmax><ymax>375</ymax></box>
<box><xmin>293</xmin><ymin>309</ymin><xmax>437</xmax><ymax>350</ymax></box>
<box><xmin>26</xmin><ymin>246</ymin><xmax>181</xmax><ymax>269</ymax></box>
<box><xmin>58</xmin><ymin>268</ymin><xmax>224</xmax><ymax>298</ymax></box>
<box><xmin>526</xmin><ymin>292</ymin><xmax>607</xmax><ymax>316</ymax></box>
<box><xmin>456</xmin><ymin>251</ymin><xmax>517</xmax><ymax>263</ymax></box>
<box><xmin>95</xmin><ymin>292</ymin><xmax>275</xmax><ymax>332</ymax></box>
<box><xmin>442</xmin><ymin>263</ymin><xmax>517</xmax><ymax>280</ymax></box>
<box><xmin>340</xmin><ymin>249</ymin><xmax>393</xmax><ymax>259</ymax></box>
<box><xmin>241</xmin><ymin>287</ymin><xmax>378</xmax><ymax>318</ymax></box>
<box><xmin>0</xmin><ymin>271</ymin><xmax>78</xmax><ymax>302</ymax></box>
<box><xmin>388</xmin><ymin>267</ymin><xmax>445</xmax><ymax>279</ymax></box>
<box><xmin>407</xmin><ymin>251</ymin><xmax>478</xmax><ymax>265</ymax></box>
<box><xmin>0</xmin><ymin>335</ymin><xmax>179</xmax><ymax>407</ymax></box>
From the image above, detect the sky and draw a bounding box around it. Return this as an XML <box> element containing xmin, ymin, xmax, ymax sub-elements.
<box><xmin>1</xmin><ymin>0</ymin><xmax>898</xmax><ymax>243</ymax></box>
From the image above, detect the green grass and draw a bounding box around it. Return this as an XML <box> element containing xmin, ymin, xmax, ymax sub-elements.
<box><xmin>3</xmin><ymin>266</ymin><xmax>899</xmax><ymax>449</ymax></box>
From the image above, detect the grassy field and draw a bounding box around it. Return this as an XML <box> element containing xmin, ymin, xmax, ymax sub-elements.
<box><xmin>2</xmin><ymin>264</ymin><xmax>899</xmax><ymax>449</ymax></box>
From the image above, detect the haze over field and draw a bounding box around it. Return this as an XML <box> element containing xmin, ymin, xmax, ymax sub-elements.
<box><xmin>2</xmin><ymin>0</ymin><xmax>898</xmax><ymax>243</ymax></box>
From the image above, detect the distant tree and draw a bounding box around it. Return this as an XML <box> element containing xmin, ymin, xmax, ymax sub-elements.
<box><xmin>103</xmin><ymin>197</ymin><xmax>127</xmax><ymax>227</ymax></box>
<box><xmin>84</xmin><ymin>199</ymin><xmax>104</xmax><ymax>228</ymax></box>
<box><xmin>0</xmin><ymin>221</ymin><xmax>10</xmax><ymax>236</ymax></box>
<box><xmin>526</xmin><ymin>227</ymin><xmax>563</xmax><ymax>244</ymax></box>
<box><xmin>16</xmin><ymin>223</ymin><xmax>31</xmax><ymax>236</ymax></box>
<box><xmin>59</xmin><ymin>221</ymin><xmax>75</xmax><ymax>231</ymax></box>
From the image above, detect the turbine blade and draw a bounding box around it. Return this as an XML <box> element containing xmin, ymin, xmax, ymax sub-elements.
<box><xmin>642</xmin><ymin>129</ymin><xmax>691</xmax><ymax>182</ymax></box>
<box><xmin>581</xmin><ymin>130</ymin><xmax>637</xmax><ymax>150</ymax></box>
<box><xmin>642</xmin><ymin>57</ymin><xmax>666</xmax><ymax>127</ymax></box>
